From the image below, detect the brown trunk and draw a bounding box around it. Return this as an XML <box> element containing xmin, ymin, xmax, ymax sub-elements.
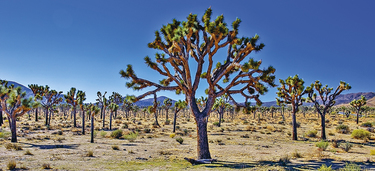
<box><xmin>0</xmin><ymin>110</ymin><xmax>3</xmax><ymax>126</ymax></box>
<box><xmin>45</xmin><ymin>108</ymin><xmax>49</xmax><ymax>126</ymax></box>
<box><xmin>173</xmin><ymin>108</ymin><xmax>178</xmax><ymax>133</ymax></box>
<box><xmin>91</xmin><ymin>113</ymin><xmax>94</xmax><ymax>143</ymax></box>
<box><xmin>196</xmin><ymin>116</ymin><xmax>211</xmax><ymax>159</ymax></box>
<box><xmin>292</xmin><ymin>111</ymin><xmax>297</xmax><ymax>140</ymax></box>
<box><xmin>102</xmin><ymin>108</ymin><xmax>106</xmax><ymax>129</ymax></box>
<box><xmin>73</xmin><ymin>108</ymin><xmax>77</xmax><ymax>127</ymax></box>
<box><xmin>166</xmin><ymin>109</ymin><xmax>169</xmax><ymax>121</ymax></box>
<box><xmin>11</xmin><ymin>118</ymin><xmax>17</xmax><ymax>142</ymax></box>
<box><xmin>321</xmin><ymin>113</ymin><xmax>326</xmax><ymax>140</ymax></box>
<box><xmin>109</xmin><ymin>111</ymin><xmax>113</xmax><ymax>130</ymax></box>
<box><xmin>356</xmin><ymin>110</ymin><xmax>360</xmax><ymax>124</ymax></box>
<box><xmin>82</xmin><ymin>109</ymin><xmax>85</xmax><ymax>135</ymax></box>
<box><xmin>35</xmin><ymin>108</ymin><xmax>38</xmax><ymax>122</ymax></box>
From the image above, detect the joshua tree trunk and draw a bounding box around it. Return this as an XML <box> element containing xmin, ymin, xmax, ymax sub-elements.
<box><xmin>356</xmin><ymin>109</ymin><xmax>360</xmax><ymax>124</ymax></box>
<box><xmin>0</xmin><ymin>110</ymin><xmax>3</xmax><ymax>126</ymax></box>
<box><xmin>109</xmin><ymin>111</ymin><xmax>113</xmax><ymax>130</ymax></box>
<box><xmin>35</xmin><ymin>108</ymin><xmax>38</xmax><ymax>122</ymax></box>
<box><xmin>292</xmin><ymin>108</ymin><xmax>298</xmax><ymax>140</ymax></box>
<box><xmin>10</xmin><ymin>118</ymin><xmax>17</xmax><ymax>142</ymax></box>
<box><xmin>82</xmin><ymin>109</ymin><xmax>85</xmax><ymax>135</ymax></box>
<box><xmin>320</xmin><ymin>113</ymin><xmax>326</xmax><ymax>140</ymax></box>
<box><xmin>196</xmin><ymin>115</ymin><xmax>211</xmax><ymax>159</ymax></box>
<box><xmin>73</xmin><ymin>108</ymin><xmax>77</xmax><ymax>127</ymax></box>
<box><xmin>45</xmin><ymin>108</ymin><xmax>49</xmax><ymax>126</ymax></box>
<box><xmin>102</xmin><ymin>109</ymin><xmax>106</xmax><ymax>129</ymax></box>
<box><xmin>165</xmin><ymin>109</ymin><xmax>169</xmax><ymax>121</ymax></box>
<box><xmin>173</xmin><ymin>108</ymin><xmax>179</xmax><ymax>133</ymax></box>
<box><xmin>154</xmin><ymin>110</ymin><xmax>159</xmax><ymax>126</ymax></box>
<box><xmin>91</xmin><ymin>115</ymin><xmax>94</xmax><ymax>143</ymax></box>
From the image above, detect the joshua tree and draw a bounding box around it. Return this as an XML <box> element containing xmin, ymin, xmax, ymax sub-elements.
<box><xmin>173</xmin><ymin>100</ymin><xmax>187</xmax><ymax>132</ymax></box>
<box><xmin>96</xmin><ymin>91</ymin><xmax>109</xmax><ymax>129</ymax></box>
<box><xmin>120</xmin><ymin>8</ymin><xmax>276</xmax><ymax>159</ymax></box>
<box><xmin>350</xmin><ymin>95</ymin><xmax>367</xmax><ymax>124</ymax></box>
<box><xmin>64</xmin><ymin>87</ymin><xmax>81</xmax><ymax>127</ymax></box>
<box><xmin>123</xmin><ymin>95</ymin><xmax>135</xmax><ymax>118</ymax></box>
<box><xmin>28</xmin><ymin>84</ymin><xmax>44</xmax><ymax>122</ymax></box>
<box><xmin>163</xmin><ymin>98</ymin><xmax>173</xmax><ymax>122</ymax></box>
<box><xmin>77</xmin><ymin>91</ymin><xmax>86</xmax><ymax>134</ymax></box>
<box><xmin>109</xmin><ymin>92</ymin><xmax>122</xmax><ymax>118</ymax></box>
<box><xmin>212</xmin><ymin>95</ymin><xmax>231</xmax><ymax>127</ymax></box>
<box><xmin>305</xmin><ymin>81</ymin><xmax>351</xmax><ymax>140</ymax></box>
<box><xmin>37</xmin><ymin>85</ymin><xmax>63</xmax><ymax>126</ymax></box>
<box><xmin>0</xmin><ymin>85</ymin><xmax>37</xmax><ymax>142</ymax></box>
<box><xmin>147</xmin><ymin>93</ymin><xmax>160</xmax><ymax>127</ymax></box>
<box><xmin>108</xmin><ymin>102</ymin><xmax>119</xmax><ymax>130</ymax></box>
<box><xmin>276</xmin><ymin>75</ymin><xmax>306</xmax><ymax>140</ymax></box>
<box><xmin>90</xmin><ymin>104</ymin><xmax>100</xmax><ymax>143</ymax></box>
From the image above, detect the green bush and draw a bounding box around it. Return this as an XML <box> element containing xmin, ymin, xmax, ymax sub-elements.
<box><xmin>305</xmin><ymin>130</ymin><xmax>318</xmax><ymax>137</ymax></box>
<box><xmin>318</xmin><ymin>164</ymin><xmax>333</xmax><ymax>171</ymax></box>
<box><xmin>316</xmin><ymin>141</ymin><xmax>329</xmax><ymax>151</ymax></box>
<box><xmin>341</xmin><ymin>142</ymin><xmax>353</xmax><ymax>152</ymax></box>
<box><xmin>336</xmin><ymin>124</ymin><xmax>350</xmax><ymax>134</ymax></box>
<box><xmin>123</xmin><ymin>132</ymin><xmax>138</xmax><ymax>141</ymax></box>
<box><xmin>341</xmin><ymin>162</ymin><xmax>361</xmax><ymax>171</ymax></box>
<box><xmin>351</xmin><ymin>129</ymin><xmax>370</xmax><ymax>139</ymax></box>
<box><xmin>213</xmin><ymin>122</ymin><xmax>220</xmax><ymax>126</ymax></box>
<box><xmin>176</xmin><ymin>137</ymin><xmax>183</xmax><ymax>144</ymax></box>
<box><xmin>100</xmin><ymin>131</ymin><xmax>107</xmax><ymax>138</ymax></box>
<box><xmin>361</xmin><ymin>122</ymin><xmax>373</xmax><ymax>127</ymax></box>
<box><xmin>0</xmin><ymin>130</ymin><xmax>11</xmax><ymax>139</ymax></box>
<box><xmin>110</xmin><ymin>129</ymin><xmax>123</xmax><ymax>139</ymax></box>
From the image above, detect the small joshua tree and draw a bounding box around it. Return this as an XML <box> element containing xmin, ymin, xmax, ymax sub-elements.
<box><xmin>276</xmin><ymin>75</ymin><xmax>306</xmax><ymax>140</ymax></box>
<box><xmin>350</xmin><ymin>95</ymin><xmax>366</xmax><ymax>124</ymax></box>
<box><xmin>173</xmin><ymin>100</ymin><xmax>187</xmax><ymax>133</ymax></box>
<box><xmin>37</xmin><ymin>85</ymin><xmax>62</xmax><ymax>126</ymax></box>
<box><xmin>305</xmin><ymin>81</ymin><xmax>351</xmax><ymax>140</ymax></box>
<box><xmin>108</xmin><ymin>102</ymin><xmax>119</xmax><ymax>130</ymax></box>
<box><xmin>90</xmin><ymin>104</ymin><xmax>100</xmax><ymax>143</ymax></box>
<box><xmin>77</xmin><ymin>91</ymin><xmax>86</xmax><ymax>134</ymax></box>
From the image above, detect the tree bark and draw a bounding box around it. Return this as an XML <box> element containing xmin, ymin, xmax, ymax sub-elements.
<box><xmin>10</xmin><ymin>118</ymin><xmax>17</xmax><ymax>142</ymax></box>
<box><xmin>45</xmin><ymin>108</ymin><xmax>49</xmax><ymax>126</ymax></box>
<box><xmin>73</xmin><ymin>108</ymin><xmax>77</xmax><ymax>127</ymax></box>
<box><xmin>356</xmin><ymin>109</ymin><xmax>360</xmax><ymax>124</ymax></box>
<box><xmin>35</xmin><ymin>108</ymin><xmax>38</xmax><ymax>122</ymax></box>
<box><xmin>173</xmin><ymin>109</ymin><xmax>178</xmax><ymax>133</ymax></box>
<box><xmin>320</xmin><ymin>113</ymin><xmax>326</xmax><ymax>140</ymax></box>
<box><xmin>292</xmin><ymin>111</ymin><xmax>298</xmax><ymax>140</ymax></box>
<box><xmin>102</xmin><ymin>108</ymin><xmax>106</xmax><ymax>129</ymax></box>
<box><xmin>82</xmin><ymin>109</ymin><xmax>85</xmax><ymax>135</ymax></box>
<box><xmin>91</xmin><ymin>114</ymin><xmax>94</xmax><ymax>143</ymax></box>
<box><xmin>196</xmin><ymin>116</ymin><xmax>211</xmax><ymax>159</ymax></box>
<box><xmin>109</xmin><ymin>111</ymin><xmax>113</xmax><ymax>130</ymax></box>
<box><xmin>0</xmin><ymin>110</ymin><xmax>3</xmax><ymax>126</ymax></box>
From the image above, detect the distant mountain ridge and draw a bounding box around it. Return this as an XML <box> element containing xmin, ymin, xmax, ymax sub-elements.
<box><xmin>134</xmin><ymin>96</ymin><xmax>177</xmax><ymax>107</ymax></box>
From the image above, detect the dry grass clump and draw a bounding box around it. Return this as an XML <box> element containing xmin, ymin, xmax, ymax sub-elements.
<box><xmin>5</xmin><ymin>143</ymin><xmax>23</xmax><ymax>151</ymax></box>
<box><xmin>7</xmin><ymin>160</ymin><xmax>16</xmax><ymax>170</ymax></box>
<box><xmin>291</xmin><ymin>150</ymin><xmax>303</xmax><ymax>158</ymax></box>
<box><xmin>42</xmin><ymin>163</ymin><xmax>52</xmax><ymax>169</ymax></box>
<box><xmin>24</xmin><ymin>149</ymin><xmax>33</xmax><ymax>155</ymax></box>
<box><xmin>336</xmin><ymin>124</ymin><xmax>350</xmax><ymax>134</ymax></box>
<box><xmin>305</xmin><ymin>130</ymin><xmax>318</xmax><ymax>138</ymax></box>
<box><xmin>86</xmin><ymin>150</ymin><xmax>94</xmax><ymax>157</ymax></box>
<box><xmin>112</xmin><ymin>145</ymin><xmax>120</xmax><ymax>150</ymax></box>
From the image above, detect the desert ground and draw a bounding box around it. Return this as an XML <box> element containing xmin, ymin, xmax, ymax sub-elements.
<box><xmin>1</xmin><ymin>110</ymin><xmax>375</xmax><ymax>171</ymax></box>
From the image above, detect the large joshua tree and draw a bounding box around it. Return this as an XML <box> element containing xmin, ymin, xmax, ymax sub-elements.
<box><xmin>305</xmin><ymin>81</ymin><xmax>351</xmax><ymax>140</ymax></box>
<box><xmin>0</xmin><ymin>85</ymin><xmax>37</xmax><ymax>142</ymax></box>
<box><xmin>350</xmin><ymin>95</ymin><xmax>367</xmax><ymax>124</ymax></box>
<box><xmin>276</xmin><ymin>75</ymin><xmax>306</xmax><ymax>141</ymax></box>
<box><xmin>120</xmin><ymin>8</ymin><xmax>276</xmax><ymax>159</ymax></box>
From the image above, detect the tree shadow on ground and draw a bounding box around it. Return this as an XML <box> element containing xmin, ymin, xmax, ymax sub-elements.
<box><xmin>198</xmin><ymin>158</ymin><xmax>375</xmax><ymax>170</ymax></box>
<box><xmin>20</xmin><ymin>142</ymin><xmax>80</xmax><ymax>149</ymax></box>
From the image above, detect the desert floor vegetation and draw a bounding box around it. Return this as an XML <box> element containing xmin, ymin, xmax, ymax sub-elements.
<box><xmin>1</xmin><ymin>111</ymin><xmax>375</xmax><ymax>170</ymax></box>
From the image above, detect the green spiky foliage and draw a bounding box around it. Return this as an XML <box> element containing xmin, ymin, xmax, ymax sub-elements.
<box><xmin>350</xmin><ymin>95</ymin><xmax>367</xmax><ymax>124</ymax></box>
<box><xmin>77</xmin><ymin>91</ymin><xmax>86</xmax><ymax>134</ymax></box>
<box><xmin>28</xmin><ymin>84</ymin><xmax>44</xmax><ymax>122</ymax></box>
<box><xmin>119</xmin><ymin>8</ymin><xmax>276</xmax><ymax>159</ymax></box>
<box><xmin>0</xmin><ymin>80</ymin><xmax>9</xmax><ymax>126</ymax></box>
<box><xmin>96</xmin><ymin>91</ymin><xmax>108</xmax><ymax>129</ymax></box>
<box><xmin>108</xmin><ymin>102</ymin><xmax>119</xmax><ymax>130</ymax></box>
<box><xmin>212</xmin><ymin>95</ymin><xmax>232</xmax><ymax>127</ymax></box>
<box><xmin>109</xmin><ymin>92</ymin><xmax>122</xmax><ymax>118</ymax></box>
<box><xmin>173</xmin><ymin>99</ymin><xmax>187</xmax><ymax>133</ymax></box>
<box><xmin>0</xmin><ymin>85</ymin><xmax>37</xmax><ymax>142</ymax></box>
<box><xmin>163</xmin><ymin>98</ymin><xmax>173</xmax><ymax>121</ymax></box>
<box><xmin>305</xmin><ymin>81</ymin><xmax>351</xmax><ymax>139</ymax></box>
<box><xmin>276</xmin><ymin>75</ymin><xmax>306</xmax><ymax>140</ymax></box>
<box><xmin>37</xmin><ymin>85</ymin><xmax>63</xmax><ymax>126</ymax></box>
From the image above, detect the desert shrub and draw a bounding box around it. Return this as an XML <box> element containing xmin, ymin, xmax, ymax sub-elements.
<box><xmin>5</xmin><ymin>143</ymin><xmax>22</xmax><ymax>151</ymax></box>
<box><xmin>100</xmin><ymin>131</ymin><xmax>107</xmax><ymax>138</ymax></box>
<box><xmin>318</xmin><ymin>164</ymin><xmax>333</xmax><ymax>171</ymax></box>
<box><xmin>291</xmin><ymin>150</ymin><xmax>303</xmax><ymax>158</ymax></box>
<box><xmin>213</xmin><ymin>122</ymin><xmax>220</xmax><ymax>126</ymax></box>
<box><xmin>159</xmin><ymin>150</ymin><xmax>172</xmax><ymax>155</ymax></box>
<box><xmin>24</xmin><ymin>150</ymin><xmax>33</xmax><ymax>155</ymax></box>
<box><xmin>93</xmin><ymin>131</ymin><xmax>98</xmax><ymax>138</ymax></box>
<box><xmin>176</xmin><ymin>137</ymin><xmax>183</xmax><ymax>144</ymax></box>
<box><xmin>336</xmin><ymin>124</ymin><xmax>350</xmax><ymax>134</ymax></box>
<box><xmin>241</xmin><ymin>134</ymin><xmax>250</xmax><ymax>138</ymax></box>
<box><xmin>86</xmin><ymin>150</ymin><xmax>94</xmax><ymax>157</ymax></box>
<box><xmin>243</xmin><ymin>120</ymin><xmax>249</xmax><ymax>124</ymax></box>
<box><xmin>289</xmin><ymin>121</ymin><xmax>301</xmax><ymax>128</ymax></box>
<box><xmin>370</xmin><ymin>149</ymin><xmax>375</xmax><ymax>155</ymax></box>
<box><xmin>110</xmin><ymin>129</ymin><xmax>123</xmax><ymax>139</ymax></box>
<box><xmin>122</xmin><ymin>123</ymin><xmax>128</xmax><ymax>129</ymax></box>
<box><xmin>5</xmin><ymin>143</ymin><xmax>13</xmax><ymax>150</ymax></box>
<box><xmin>0</xmin><ymin>130</ymin><xmax>11</xmax><ymax>139</ymax></box>
<box><xmin>305</xmin><ymin>130</ymin><xmax>318</xmax><ymax>137</ymax></box>
<box><xmin>123</xmin><ymin>132</ymin><xmax>138</xmax><ymax>141</ymax></box>
<box><xmin>112</xmin><ymin>145</ymin><xmax>120</xmax><ymax>150</ymax></box>
<box><xmin>183</xmin><ymin>129</ymin><xmax>189</xmax><ymax>135</ymax></box>
<box><xmin>361</xmin><ymin>122</ymin><xmax>373</xmax><ymax>127</ymax></box>
<box><xmin>341</xmin><ymin>142</ymin><xmax>353</xmax><ymax>152</ymax></box>
<box><xmin>341</xmin><ymin>163</ymin><xmax>361</xmax><ymax>171</ymax></box>
<box><xmin>266</xmin><ymin>125</ymin><xmax>275</xmax><ymax>132</ymax></box>
<box><xmin>143</xmin><ymin>128</ymin><xmax>151</xmax><ymax>133</ymax></box>
<box><xmin>278</xmin><ymin>155</ymin><xmax>290</xmax><ymax>166</ymax></box>
<box><xmin>331</xmin><ymin>139</ymin><xmax>341</xmax><ymax>148</ymax></box>
<box><xmin>170</xmin><ymin>133</ymin><xmax>176</xmax><ymax>138</ymax></box>
<box><xmin>42</xmin><ymin>163</ymin><xmax>51</xmax><ymax>169</ymax></box>
<box><xmin>164</xmin><ymin>119</ymin><xmax>170</xmax><ymax>125</ymax></box>
<box><xmin>351</xmin><ymin>129</ymin><xmax>370</xmax><ymax>139</ymax></box>
<box><xmin>316</xmin><ymin>141</ymin><xmax>329</xmax><ymax>151</ymax></box>
<box><xmin>7</xmin><ymin>160</ymin><xmax>16</xmax><ymax>170</ymax></box>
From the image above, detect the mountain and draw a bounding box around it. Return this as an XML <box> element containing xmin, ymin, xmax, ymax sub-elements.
<box><xmin>134</xmin><ymin>96</ymin><xmax>177</xmax><ymax>107</ymax></box>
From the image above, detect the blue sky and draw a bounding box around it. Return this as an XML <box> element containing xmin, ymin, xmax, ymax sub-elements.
<box><xmin>1</xmin><ymin>1</ymin><xmax>374</xmax><ymax>103</ymax></box>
